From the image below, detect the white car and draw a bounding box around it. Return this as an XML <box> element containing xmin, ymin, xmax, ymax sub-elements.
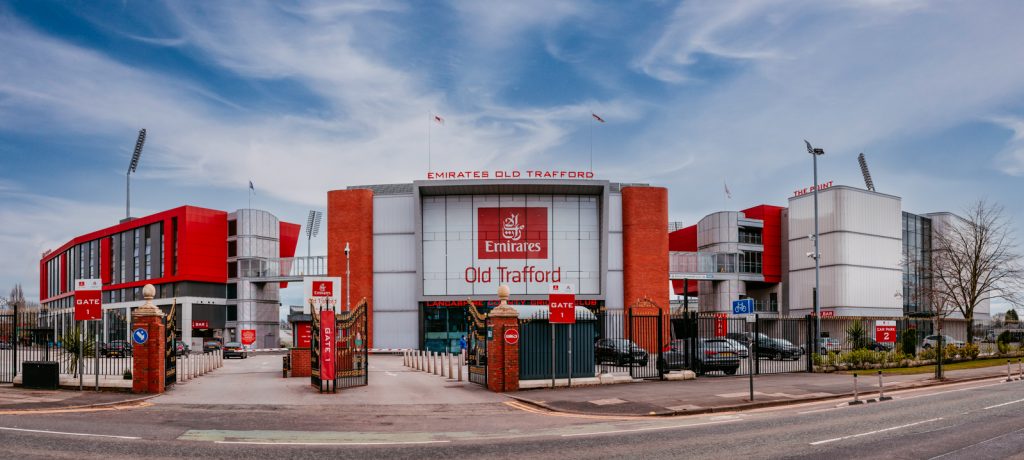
<box><xmin>922</xmin><ymin>335</ymin><xmax>964</xmax><ymax>349</ymax></box>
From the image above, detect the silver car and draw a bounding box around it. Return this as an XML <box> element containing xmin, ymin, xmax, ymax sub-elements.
<box><xmin>922</xmin><ymin>335</ymin><xmax>964</xmax><ymax>349</ymax></box>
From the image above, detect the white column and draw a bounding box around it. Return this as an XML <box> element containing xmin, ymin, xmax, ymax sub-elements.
<box><xmin>125</xmin><ymin>306</ymin><xmax>131</xmax><ymax>339</ymax></box>
<box><xmin>182</xmin><ymin>299</ymin><xmax>193</xmax><ymax>351</ymax></box>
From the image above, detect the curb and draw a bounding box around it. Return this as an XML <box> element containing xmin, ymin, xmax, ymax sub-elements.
<box><xmin>507</xmin><ymin>371</ymin><xmax>1009</xmax><ymax>418</ymax></box>
<box><xmin>0</xmin><ymin>394</ymin><xmax>159</xmax><ymax>414</ymax></box>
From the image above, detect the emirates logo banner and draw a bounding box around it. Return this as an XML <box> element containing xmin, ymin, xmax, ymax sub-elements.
<box><xmin>477</xmin><ymin>207</ymin><xmax>547</xmax><ymax>259</ymax></box>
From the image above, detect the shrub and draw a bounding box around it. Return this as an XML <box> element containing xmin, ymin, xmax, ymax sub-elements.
<box><xmin>961</xmin><ymin>343</ymin><xmax>981</xmax><ymax>360</ymax></box>
<box><xmin>918</xmin><ymin>347</ymin><xmax>937</xmax><ymax>360</ymax></box>
<box><xmin>901</xmin><ymin>332</ymin><xmax>918</xmax><ymax>357</ymax></box>
<box><xmin>846</xmin><ymin>321</ymin><xmax>869</xmax><ymax>350</ymax></box>
<box><xmin>997</xmin><ymin>341</ymin><xmax>1012</xmax><ymax>354</ymax></box>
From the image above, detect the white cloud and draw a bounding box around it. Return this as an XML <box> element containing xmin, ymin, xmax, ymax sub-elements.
<box><xmin>992</xmin><ymin>117</ymin><xmax>1024</xmax><ymax>176</ymax></box>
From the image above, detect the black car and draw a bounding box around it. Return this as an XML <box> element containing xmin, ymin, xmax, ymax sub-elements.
<box><xmin>865</xmin><ymin>339</ymin><xmax>894</xmax><ymax>352</ymax></box>
<box><xmin>725</xmin><ymin>332</ymin><xmax>771</xmax><ymax>347</ymax></box>
<box><xmin>595</xmin><ymin>338</ymin><xmax>648</xmax><ymax>367</ymax></box>
<box><xmin>202</xmin><ymin>340</ymin><xmax>222</xmax><ymax>353</ymax></box>
<box><xmin>755</xmin><ymin>338</ymin><xmax>803</xmax><ymax>360</ymax></box>
<box><xmin>100</xmin><ymin>340</ymin><xmax>133</xmax><ymax>357</ymax></box>
<box><xmin>222</xmin><ymin>342</ymin><xmax>248</xmax><ymax>359</ymax></box>
<box><xmin>661</xmin><ymin>339</ymin><xmax>741</xmax><ymax>375</ymax></box>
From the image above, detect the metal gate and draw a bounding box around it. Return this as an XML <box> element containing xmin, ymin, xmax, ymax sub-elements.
<box><xmin>594</xmin><ymin>303</ymin><xmax>665</xmax><ymax>380</ymax></box>
<box><xmin>0</xmin><ymin>312</ymin><xmax>14</xmax><ymax>384</ymax></box>
<box><xmin>163</xmin><ymin>301</ymin><xmax>177</xmax><ymax>387</ymax></box>
<box><xmin>335</xmin><ymin>299</ymin><xmax>369</xmax><ymax>389</ymax></box>
<box><xmin>671</xmin><ymin>312</ymin><xmax>812</xmax><ymax>376</ymax></box>
<box><xmin>466</xmin><ymin>300</ymin><xmax>488</xmax><ymax>386</ymax></box>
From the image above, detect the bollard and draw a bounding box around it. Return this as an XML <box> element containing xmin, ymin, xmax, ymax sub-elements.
<box><xmin>404</xmin><ymin>350</ymin><xmax>408</xmax><ymax>367</ymax></box>
<box><xmin>434</xmin><ymin>352</ymin><xmax>440</xmax><ymax>376</ymax></box>
<box><xmin>1007</xmin><ymin>360</ymin><xmax>1014</xmax><ymax>382</ymax></box>
<box><xmin>419</xmin><ymin>350</ymin><xmax>424</xmax><ymax>371</ymax></box>
<box><xmin>448</xmin><ymin>352</ymin><xmax>454</xmax><ymax>380</ymax></box>
<box><xmin>440</xmin><ymin>353</ymin><xmax>447</xmax><ymax>378</ymax></box>
<box><xmin>878</xmin><ymin>371</ymin><xmax>892</xmax><ymax>401</ymax></box>
<box><xmin>1018</xmin><ymin>358</ymin><xmax>1022</xmax><ymax>381</ymax></box>
<box><xmin>849</xmin><ymin>373</ymin><xmax>863</xmax><ymax>405</ymax></box>
<box><xmin>458</xmin><ymin>353</ymin><xmax>463</xmax><ymax>382</ymax></box>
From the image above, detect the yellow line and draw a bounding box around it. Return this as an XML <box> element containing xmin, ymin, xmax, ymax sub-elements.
<box><xmin>0</xmin><ymin>401</ymin><xmax>152</xmax><ymax>415</ymax></box>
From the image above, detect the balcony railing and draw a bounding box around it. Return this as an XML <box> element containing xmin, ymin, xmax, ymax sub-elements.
<box><xmin>238</xmin><ymin>256</ymin><xmax>328</xmax><ymax>280</ymax></box>
<box><xmin>669</xmin><ymin>252</ymin><xmax>738</xmax><ymax>274</ymax></box>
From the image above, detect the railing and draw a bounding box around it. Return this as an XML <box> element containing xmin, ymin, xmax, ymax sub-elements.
<box><xmin>238</xmin><ymin>256</ymin><xmax>328</xmax><ymax>279</ymax></box>
<box><xmin>670</xmin><ymin>252</ymin><xmax>738</xmax><ymax>274</ymax></box>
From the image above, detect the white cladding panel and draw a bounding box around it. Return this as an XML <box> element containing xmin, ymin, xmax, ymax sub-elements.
<box><xmin>789</xmin><ymin>187</ymin><xmax>901</xmax><ymax>239</ymax></box>
<box><xmin>373</xmin><ymin>234</ymin><xmax>416</xmax><ymax>273</ymax></box>
<box><xmin>373</xmin><ymin>310</ymin><xmax>418</xmax><ymax>349</ymax></box>
<box><xmin>789</xmin><ymin>232</ymin><xmax>902</xmax><ymax>272</ymax></box>
<box><xmin>789</xmin><ymin>265</ymin><xmax>901</xmax><ymax>313</ymax></box>
<box><xmin>373</xmin><ymin>195</ymin><xmax>416</xmax><ymax>234</ymax></box>
<box><xmin>608</xmin><ymin>193</ymin><xmax>623</xmax><ymax>233</ymax></box>
<box><xmin>606</xmin><ymin>269</ymin><xmax>623</xmax><ymax>310</ymax></box>
<box><xmin>373</xmin><ymin>272</ymin><xmax>417</xmax><ymax>312</ymax></box>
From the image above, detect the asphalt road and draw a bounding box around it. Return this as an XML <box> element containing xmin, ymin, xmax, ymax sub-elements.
<box><xmin>0</xmin><ymin>353</ymin><xmax>1022</xmax><ymax>459</ymax></box>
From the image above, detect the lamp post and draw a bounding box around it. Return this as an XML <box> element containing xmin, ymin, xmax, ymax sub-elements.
<box><xmin>125</xmin><ymin>129</ymin><xmax>147</xmax><ymax>220</ymax></box>
<box><xmin>805</xmin><ymin>140</ymin><xmax>825</xmax><ymax>355</ymax></box>
<box><xmin>345</xmin><ymin>242</ymin><xmax>351</xmax><ymax>310</ymax></box>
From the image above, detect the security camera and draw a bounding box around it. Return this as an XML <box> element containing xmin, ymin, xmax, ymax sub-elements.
<box><xmin>806</xmin><ymin>252</ymin><xmax>817</xmax><ymax>259</ymax></box>
<box><xmin>807</xmin><ymin>234</ymin><xmax>816</xmax><ymax>241</ymax></box>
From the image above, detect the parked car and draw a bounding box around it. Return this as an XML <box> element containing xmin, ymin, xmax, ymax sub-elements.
<box><xmin>922</xmin><ymin>335</ymin><xmax>964</xmax><ymax>349</ymax></box>
<box><xmin>801</xmin><ymin>337</ymin><xmax>841</xmax><ymax>355</ymax></box>
<box><xmin>0</xmin><ymin>340</ymin><xmax>12</xmax><ymax>350</ymax></box>
<box><xmin>594</xmin><ymin>338</ymin><xmax>648</xmax><ymax>367</ymax></box>
<box><xmin>725</xmin><ymin>332</ymin><xmax>770</xmax><ymax>347</ymax></box>
<box><xmin>175</xmin><ymin>340</ymin><xmax>190</xmax><ymax>356</ymax></box>
<box><xmin>222</xmin><ymin>342</ymin><xmax>248</xmax><ymax>359</ymax></box>
<box><xmin>865</xmin><ymin>339</ymin><xmax>894</xmax><ymax>352</ymax></box>
<box><xmin>721</xmin><ymin>338</ymin><xmax>749</xmax><ymax>358</ymax></box>
<box><xmin>100</xmin><ymin>340</ymin><xmax>133</xmax><ymax>357</ymax></box>
<box><xmin>202</xmin><ymin>340</ymin><xmax>222</xmax><ymax>353</ymax></box>
<box><xmin>661</xmin><ymin>339</ymin><xmax>744</xmax><ymax>374</ymax></box>
<box><xmin>755</xmin><ymin>338</ymin><xmax>803</xmax><ymax>360</ymax></box>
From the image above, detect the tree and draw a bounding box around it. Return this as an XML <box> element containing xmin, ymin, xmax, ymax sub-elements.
<box><xmin>1006</xmin><ymin>309</ymin><xmax>1020</xmax><ymax>324</ymax></box>
<box><xmin>931</xmin><ymin>200</ymin><xmax>1024</xmax><ymax>345</ymax></box>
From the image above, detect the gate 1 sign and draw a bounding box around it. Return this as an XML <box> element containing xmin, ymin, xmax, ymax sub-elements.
<box><xmin>875</xmin><ymin>320</ymin><xmax>897</xmax><ymax>343</ymax></box>
<box><xmin>320</xmin><ymin>310</ymin><xmax>336</xmax><ymax>380</ymax></box>
<box><xmin>714</xmin><ymin>314</ymin><xmax>728</xmax><ymax>337</ymax></box>
<box><xmin>240</xmin><ymin>329</ymin><xmax>257</xmax><ymax>346</ymax></box>
<box><xmin>74</xmin><ymin>278</ymin><xmax>102</xmax><ymax>321</ymax></box>
<box><xmin>548</xmin><ymin>283</ymin><xmax>576</xmax><ymax>324</ymax></box>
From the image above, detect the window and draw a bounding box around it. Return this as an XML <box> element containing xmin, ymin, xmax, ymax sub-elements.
<box><xmin>227</xmin><ymin>305</ymin><xmax>237</xmax><ymax>322</ymax></box>
<box><xmin>738</xmin><ymin>227</ymin><xmax>763</xmax><ymax>245</ymax></box>
<box><xmin>145</xmin><ymin>227</ymin><xmax>152</xmax><ymax>280</ymax></box>
<box><xmin>739</xmin><ymin>251</ymin><xmax>762</xmax><ymax>273</ymax></box>
<box><xmin>133</xmin><ymin>228</ymin><xmax>141</xmax><ymax>281</ymax></box>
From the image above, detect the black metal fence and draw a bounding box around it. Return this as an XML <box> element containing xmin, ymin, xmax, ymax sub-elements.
<box><xmin>518</xmin><ymin>310</ymin><xmax>597</xmax><ymax>381</ymax></box>
<box><xmin>336</xmin><ymin>302</ymin><xmax>369</xmax><ymax>389</ymax></box>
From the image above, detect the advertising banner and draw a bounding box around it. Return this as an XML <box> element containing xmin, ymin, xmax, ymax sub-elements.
<box><xmin>422</xmin><ymin>195</ymin><xmax>601</xmax><ymax>296</ymax></box>
<box><xmin>192</xmin><ymin>320</ymin><xmax>210</xmax><ymax>329</ymax></box>
<box><xmin>714</xmin><ymin>314</ymin><xmax>728</xmax><ymax>337</ymax></box>
<box><xmin>320</xmin><ymin>310</ymin><xmax>336</xmax><ymax>380</ymax></box>
<box><xmin>74</xmin><ymin>278</ymin><xmax>102</xmax><ymax>321</ymax></box>
<box><xmin>304</xmin><ymin>276</ymin><xmax>342</xmax><ymax>312</ymax></box>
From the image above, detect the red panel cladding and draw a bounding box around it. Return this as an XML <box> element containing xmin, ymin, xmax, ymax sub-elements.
<box><xmin>669</xmin><ymin>225</ymin><xmax>698</xmax><ymax>296</ymax></box>
<box><xmin>39</xmin><ymin>259</ymin><xmax>46</xmax><ymax>303</ymax></box>
<box><xmin>742</xmin><ymin>205</ymin><xmax>784</xmax><ymax>283</ymax></box>
<box><xmin>278</xmin><ymin>221</ymin><xmax>301</xmax><ymax>288</ymax></box>
<box><xmin>328</xmin><ymin>189</ymin><xmax>374</xmax><ymax>348</ymax></box>
<box><xmin>178</xmin><ymin>207</ymin><xmax>228</xmax><ymax>283</ymax></box>
<box><xmin>100</xmin><ymin>237</ymin><xmax>111</xmax><ymax>284</ymax></box>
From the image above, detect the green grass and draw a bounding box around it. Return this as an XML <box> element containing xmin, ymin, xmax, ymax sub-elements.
<box><xmin>839</xmin><ymin>357</ymin><xmax>1023</xmax><ymax>375</ymax></box>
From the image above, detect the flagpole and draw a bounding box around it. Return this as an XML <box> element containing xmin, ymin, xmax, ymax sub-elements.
<box><xmin>428</xmin><ymin>111</ymin><xmax>432</xmax><ymax>173</ymax></box>
<box><xmin>589</xmin><ymin>121</ymin><xmax>593</xmax><ymax>173</ymax></box>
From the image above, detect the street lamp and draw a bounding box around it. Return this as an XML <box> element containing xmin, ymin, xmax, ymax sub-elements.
<box><xmin>126</xmin><ymin>129</ymin><xmax>147</xmax><ymax>220</ymax></box>
<box><xmin>344</xmin><ymin>242</ymin><xmax>351</xmax><ymax>310</ymax></box>
<box><xmin>805</xmin><ymin>140</ymin><xmax>825</xmax><ymax>355</ymax></box>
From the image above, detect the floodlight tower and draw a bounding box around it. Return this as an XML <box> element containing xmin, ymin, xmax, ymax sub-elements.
<box><xmin>805</xmin><ymin>140</ymin><xmax>825</xmax><ymax>355</ymax></box>
<box><xmin>126</xmin><ymin>129</ymin><xmax>147</xmax><ymax>220</ymax></box>
<box><xmin>305</xmin><ymin>210</ymin><xmax>323</xmax><ymax>268</ymax></box>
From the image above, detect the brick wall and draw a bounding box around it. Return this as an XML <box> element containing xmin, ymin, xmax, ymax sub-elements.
<box><xmin>327</xmin><ymin>189</ymin><xmax>375</xmax><ymax>347</ymax></box>
<box><xmin>290</xmin><ymin>348</ymin><xmax>311</xmax><ymax>378</ymax></box>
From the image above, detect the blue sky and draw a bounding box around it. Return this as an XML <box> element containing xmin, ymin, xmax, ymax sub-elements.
<box><xmin>1</xmin><ymin>1</ymin><xmax>1022</xmax><ymax>313</ymax></box>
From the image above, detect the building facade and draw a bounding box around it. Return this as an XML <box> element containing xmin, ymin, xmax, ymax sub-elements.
<box><xmin>39</xmin><ymin>206</ymin><xmax>299</xmax><ymax>349</ymax></box>
<box><xmin>326</xmin><ymin>179</ymin><xmax>669</xmax><ymax>352</ymax></box>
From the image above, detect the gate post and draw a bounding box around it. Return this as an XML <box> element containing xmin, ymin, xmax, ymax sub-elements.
<box><xmin>486</xmin><ymin>285</ymin><xmax>519</xmax><ymax>393</ymax></box>
<box><xmin>131</xmin><ymin>284</ymin><xmax>166</xmax><ymax>394</ymax></box>
<box><xmin>806</xmin><ymin>314</ymin><xmax>814</xmax><ymax>372</ymax></box>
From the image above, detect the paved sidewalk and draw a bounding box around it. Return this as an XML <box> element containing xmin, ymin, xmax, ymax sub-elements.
<box><xmin>0</xmin><ymin>385</ymin><xmax>150</xmax><ymax>411</ymax></box>
<box><xmin>509</xmin><ymin>365</ymin><xmax>1014</xmax><ymax>416</ymax></box>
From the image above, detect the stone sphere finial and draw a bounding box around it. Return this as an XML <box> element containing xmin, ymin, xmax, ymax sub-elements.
<box><xmin>490</xmin><ymin>284</ymin><xmax>517</xmax><ymax>318</ymax></box>
<box><xmin>497</xmin><ymin>284</ymin><xmax>510</xmax><ymax>301</ymax></box>
<box><xmin>143</xmin><ymin>284</ymin><xmax>156</xmax><ymax>300</ymax></box>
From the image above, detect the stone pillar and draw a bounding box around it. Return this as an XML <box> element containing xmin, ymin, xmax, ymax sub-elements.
<box><xmin>132</xmin><ymin>284</ymin><xmax>166</xmax><ymax>394</ymax></box>
<box><xmin>182</xmin><ymin>299</ymin><xmax>193</xmax><ymax>350</ymax></box>
<box><xmin>487</xmin><ymin>285</ymin><xmax>520</xmax><ymax>393</ymax></box>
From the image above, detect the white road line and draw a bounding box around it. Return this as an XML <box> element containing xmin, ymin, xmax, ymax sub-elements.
<box><xmin>215</xmin><ymin>440</ymin><xmax>450</xmax><ymax>446</ymax></box>
<box><xmin>0</xmin><ymin>426</ymin><xmax>141</xmax><ymax>440</ymax></box>
<box><xmin>797</xmin><ymin>407</ymin><xmax>842</xmax><ymax>415</ymax></box>
<box><xmin>809</xmin><ymin>418</ymin><xmax>943</xmax><ymax>446</ymax></box>
<box><xmin>928</xmin><ymin>427</ymin><xmax>1024</xmax><ymax>460</ymax></box>
<box><xmin>561</xmin><ymin>419</ymin><xmax>739</xmax><ymax>438</ymax></box>
<box><xmin>983</xmin><ymin>397</ymin><xmax>1024</xmax><ymax>410</ymax></box>
<box><xmin>898</xmin><ymin>382</ymin><xmax>1004</xmax><ymax>400</ymax></box>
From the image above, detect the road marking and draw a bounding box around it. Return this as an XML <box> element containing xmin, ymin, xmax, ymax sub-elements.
<box><xmin>983</xmin><ymin>397</ymin><xmax>1024</xmax><ymax>410</ymax></box>
<box><xmin>0</xmin><ymin>426</ymin><xmax>141</xmax><ymax>440</ymax></box>
<box><xmin>797</xmin><ymin>407</ymin><xmax>841</xmax><ymax>415</ymax></box>
<box><xmin>385</xmin><ymin>372</ymin><xmax>397</xmax><ymax>377</ymax></box>
<box><xmin>502</xmin><ymin>401</ymin><xmax>646</xmax><ymax>420</ymax></box>
<box><xmin>809</xmin><ymin>417</ymin><xmax>943</xmax><ymax>445</ymax></box>
<box><xmin>560</xmin><ymin>418</ymin><xmax>740</xmax><ymax>437</ymax></box>
<box><xmin>928</xmin><ymin>427</ymin><xmax>1024</xmax><ymax>460</ymax></box>
<box><xmin>215</xmin><ymin>440</ymin><xmax>450</xmax><ymax>446</ymax></box>
<box><xmin>0</xmin><ymin>401</ymin><xmax>153</xmax><ymax>415</ymax></box>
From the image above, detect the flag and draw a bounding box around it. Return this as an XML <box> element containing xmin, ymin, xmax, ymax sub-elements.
<box><xmin>434</xmin><ymin>114</ymin><xmax>444</xmax><ymax>125</ymax></box>
<box><xmin>592</xmin><ymin>113</ymin><xmax>605</xmax><ymax>123</ymax></box>
<box><xmin>249</xmin><ymin>181</ymin><xmax>254</xmax><ymax>191</ymax></box>
<box><xmin>724</xmin><ymin>181</ymin><xmax>732</xmax><ymax>199</ymax></box>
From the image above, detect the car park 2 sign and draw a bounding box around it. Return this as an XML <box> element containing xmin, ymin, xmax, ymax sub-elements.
<box><xmin>875</xmin><ymin>320</ymin><xmax>897</xmax><ymax>343</ymax></box>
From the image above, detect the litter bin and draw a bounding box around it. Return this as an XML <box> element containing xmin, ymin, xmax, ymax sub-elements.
<box><xmin>22</xmin><ymin>361</ymin><xmax>59</xmax><ymax>390</ymax></box>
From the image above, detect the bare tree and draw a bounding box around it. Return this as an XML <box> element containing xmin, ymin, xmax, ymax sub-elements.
<box><xmin>930</xmin><ymin>200</ymin><xmax>1024</xmax><ymax>345</ymax></box>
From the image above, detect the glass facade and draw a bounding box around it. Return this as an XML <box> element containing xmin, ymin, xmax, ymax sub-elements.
<box><xmin>902</xmin><ymin>212</ymin><xmax>933</xmax><ymax>316</ymax></box>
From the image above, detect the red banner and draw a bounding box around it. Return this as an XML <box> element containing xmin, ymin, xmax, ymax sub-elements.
<box><xmin>320</xmin><ymin>310</ymin><xmax>336</xmax><ymax>380</ymax></box>
<box><xmin>296</xmin><ymin>322</ymin><xmax>312</xmax><ymax>348</ymax></box>
<box><xmin>240</xmin><ymin>329</ymin><xmax>257</xmax><ymax>346</ymax></box>
<box><xmin>74</xmin><ymin>279</ymin><xmax>102</xmax><ymax>321</ymax></box>
<box><xmin>714</xmin><ymin>314</ymin><xmax>728</xmax><ymax>337</ymax></box>
<box><xmin>192</xmin><ymin>320</ymin><xmax>210</xmax><ymax>329</ymax></box>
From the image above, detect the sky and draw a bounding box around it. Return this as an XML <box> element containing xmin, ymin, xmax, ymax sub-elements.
<box><xmin>0</xmin><ymin>1</ymin><xmax>1021</xmax><ymax>314</ymax></box>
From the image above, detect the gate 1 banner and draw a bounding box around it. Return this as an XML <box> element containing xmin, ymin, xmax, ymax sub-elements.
<box><xmin>548</xmin><ymin>283</ymin><xmax>576</xmax><ymax>324</ymax></box>
<box><xmin>74</xmin><ymin>278</ymin><xmax>102</xmax><ymax>321</ymax></box>
<box><xmin>320</xmin><ymin>310</ymin><xmax>336</xmax><ymax>381</ymax></box>
<box><xmin>714</xmin><ymin>313</ymin><xmax>728</xmax><ymax>337</ymax></box>
<box><xmin>240</xmin><ymin>329</ymin><xmax>257</xmax><ymax>346</ymax></box>
<box><xmin>875</xmin><ymin>320</ymin><xmax>897</xmax><ymax>343</ymax></box>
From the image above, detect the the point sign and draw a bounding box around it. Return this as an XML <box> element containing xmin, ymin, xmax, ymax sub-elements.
<box><xmin>504</xmin><ymin>328</ymin><xmax>519</xmax><ymax>345</ymax></box>
<box><xmin>549</xmin><ymin>283</ymin><xmax>576</xmax><ymax>324</ymax></box>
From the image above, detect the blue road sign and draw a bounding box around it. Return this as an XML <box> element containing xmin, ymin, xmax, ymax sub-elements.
<box><xmin>732</xmin><ymin>299</ymin><xmax>755</xmax><ymax>315</ymax></box>
<box><xmin>132</xmin><ymin>328</ymin><xmax>149</xmax><ymax>345</ymax></box>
